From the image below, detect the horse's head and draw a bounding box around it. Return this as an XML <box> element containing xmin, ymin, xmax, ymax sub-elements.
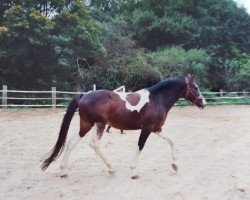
<box><xmin>183</xmin><ymin>75</ymin><xmax>206</xmax><ymax>109</ymax></box>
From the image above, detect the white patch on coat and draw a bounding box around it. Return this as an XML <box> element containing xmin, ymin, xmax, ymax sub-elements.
<box><xmin>116</xmin><ymin>89</ymin><xmax>150</xmax><ymax>112</ymax></box>
<box><xmin>201</xmin><ymin>96</ymin><xmax>207</xmax><ymax>106</ymax></box>
<box><xmin>196</xmin><ymin>83</ymin><xmax>207</xmax><ymax>106</ymax></box>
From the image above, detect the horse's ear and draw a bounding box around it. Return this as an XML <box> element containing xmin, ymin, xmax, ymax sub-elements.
<box><xmin>187</xmin><ymin>74</ymin><xmax>194</xmax><ymax>82</ymax></box>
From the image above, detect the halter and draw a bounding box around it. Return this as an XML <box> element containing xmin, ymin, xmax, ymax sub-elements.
<box><xmin>185</xmin><ymin>78</ymin><xmax>203</xmax><ymax>105</ymax></box>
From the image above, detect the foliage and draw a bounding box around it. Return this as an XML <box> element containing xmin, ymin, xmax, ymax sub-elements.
<box><xmin>0</xmin><ymin>0</ymin><xmax>249</xmax><ymax>92</ymax></box>
<box><xmin>146</xmin><ymin>47</ymin><xmax>211</xmax><ymax>87</ymax></box>
<box><xmin>0</xmin><ymin>5</ymin><xmax>55</xmax><ymax>89</ymax></box>
<box><xmin>236</xmin><ymin>53</ymin><xmax>250</xmax><ymax>90</ymax></box>
<box><xmin>0</xmin><ymin>0</ymin><xmax>103</xmax><ymax>90</ymax></box>
<box><xmin>121</xmin><ymin>0</ymin><xmax>250</xmax><ymax>91</ymax></box>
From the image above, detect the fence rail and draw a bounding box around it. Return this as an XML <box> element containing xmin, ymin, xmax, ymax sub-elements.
<box><xmin>1</xmin><ymin>85</ymin><xmax>249</xmax><ymax>108</ymax></box>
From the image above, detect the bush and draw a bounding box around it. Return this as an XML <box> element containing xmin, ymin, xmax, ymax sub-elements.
<box><xmin>147</xmin><ymin>46</ymin><xmax>211</xmax><ymax>87</ymax></box>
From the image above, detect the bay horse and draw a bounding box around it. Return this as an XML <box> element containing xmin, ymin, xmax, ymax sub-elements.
<box><xmin>41</xmin><ymin>75</ymin><xmax>206</xmax><ymax>179</ymax></box>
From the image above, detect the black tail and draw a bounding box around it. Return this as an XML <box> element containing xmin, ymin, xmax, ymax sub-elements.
<box><xmin>41</xmin><ymin>94</ymin><xmax>83</xmax><ymax>171</ymax></box>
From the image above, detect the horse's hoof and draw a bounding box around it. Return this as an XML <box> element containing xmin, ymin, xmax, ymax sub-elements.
<box><xmin>172</xmin><ymin>163</ymin><xmax>178</xmax><ymax>172</ymax></box>
<box><xmin>60</xmin><ymin>174</ymin><xmax>68</xmax><ymax>178</ymax></box>
<box><xmin>131</xmin><ymin>175</ymin><xmax>140</xmax><ymax>179</ymax></box>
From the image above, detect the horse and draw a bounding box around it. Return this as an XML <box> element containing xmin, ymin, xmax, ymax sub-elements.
<box><xmin>41</xmin><ymin>75</ymin><xmax>206</xmax><ymax>179</ymax></box>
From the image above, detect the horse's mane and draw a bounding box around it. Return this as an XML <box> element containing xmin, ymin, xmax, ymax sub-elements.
<box><xmin>148</xmin><ymin>76</ymin><xmax>185</xmax><ymax>94</ymax></box>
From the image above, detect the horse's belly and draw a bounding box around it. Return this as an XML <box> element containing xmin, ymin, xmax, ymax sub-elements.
<box><xmin>107</xmin><ymin>112</ymin><xmax>142</xmax><ymax>130</ymax></box>
<box><xmin>108</xmin><ymin>122</ymin><xmax>141</xmax><ymax>130</ymax></box>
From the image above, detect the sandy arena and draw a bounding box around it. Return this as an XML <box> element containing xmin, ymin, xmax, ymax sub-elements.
<box><xmin>0</xmin><ymin>106</ymin><xmax>250</xmax><ymax>200</ymax></box>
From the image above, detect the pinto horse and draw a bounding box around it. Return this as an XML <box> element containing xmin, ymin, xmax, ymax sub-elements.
<box><xmin>41</xmin><ymin>75</ymin><xmax>206</xmax><ymax>179</ymax></box>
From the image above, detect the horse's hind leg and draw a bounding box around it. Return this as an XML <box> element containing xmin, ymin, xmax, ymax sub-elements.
<box><xmin>60</xmin><ymin>131</ymin><xmax>81</xmax><ymax>177</ymax></box>
<box><xmin>90</xmin><ymin>122</ymin><xmax>114</xmax><ymax>174</ymax></box>
<box><xmin>156</xmin><ymin>132</ymin><xmax>178</xmax><ymax>171</ymax></box>
<box><xmin>60</xmin><ymin>120</ymin><xmax>92</xmax><ymax>177</ymax></box>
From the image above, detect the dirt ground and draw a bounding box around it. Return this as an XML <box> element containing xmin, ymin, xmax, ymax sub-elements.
<box><xmin>0</xmin><ymin>105</ymin><xmax>250</xmax><ymax>200</ymax></box>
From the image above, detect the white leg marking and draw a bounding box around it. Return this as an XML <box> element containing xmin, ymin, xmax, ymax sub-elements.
<box><xmin>130</xmin><ymin>149</ymin><xmax>141</xmax><ymax>179</ymax></box>
<box><xmin>60</xmin><ymin>132</ymin><xmax>81</xmax><ymax>176</ymax></box>
<box><xmin>90</xmin><ymin>125</ymin><xmax>114</xmax><ymax>174</ymax></box>
<box><xmin>157</xmin><ymin>132</ymin><xmax>176</xmax><ymax>161</ymax></box>
<box><xmin>157</xmin><ymin>132</ymin><xmax>178</xmax><ymax>171</ymax></box>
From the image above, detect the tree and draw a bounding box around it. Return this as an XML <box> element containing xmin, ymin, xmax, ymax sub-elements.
<box><xmin>121</xmin><ymin>0</ymin><xmax>250</xmax><ymax>90</ymax></box>
<box><xmin>0</xmin><ymin>5</ymin><xmax>55</xmax><ymax>89</ymax></box>
<box><xmin>0</xmin><ymin>0</ymin><xmax>103</xmax><ymax>90</ymax></box>
<box><xmin>147</xmin><ymin>46</ymin><xmax>211</xmax><ymax>87</ymax></box>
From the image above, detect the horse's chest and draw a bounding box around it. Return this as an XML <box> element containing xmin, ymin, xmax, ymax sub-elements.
<box><xmin>149</xmin><ymin>109</ymin><xmax>168</xmax><ymax>132</ymax></box>
<box><xmin>153</xmin><ymin>118</ymin><xmax>166</xmax><ymax>132</ymax></box>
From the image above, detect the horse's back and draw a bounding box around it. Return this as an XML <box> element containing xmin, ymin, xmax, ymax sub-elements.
<box><xmin>80</xmin><ymin>90</ymin><xmax>113</xmax><ymax>106</ymax></box>
<box><xmin>79</xmin><ymin>89</ymin><xmax>112</xmax><ymax>115</ymax></box>
<box><xmin>78</xmin><ymin>90</ymin><xmax>137</xmax><ymax>128</ymax></box>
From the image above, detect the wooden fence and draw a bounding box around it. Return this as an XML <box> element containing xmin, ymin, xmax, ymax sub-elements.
<box><xmin>0</xmin><ymin>85</ymin><xmax>125</xmax><ymax>108</ymax></box>
<box><xmin>0</xmin><ymin>85</ymin><xmax>249</xmax><ymax>108</ymax></box>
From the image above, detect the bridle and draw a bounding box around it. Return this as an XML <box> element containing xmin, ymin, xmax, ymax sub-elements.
<box><xmin>185</xmin><ymin>78</ymin><xmax>203</xmax><ymax>105</ymax></box>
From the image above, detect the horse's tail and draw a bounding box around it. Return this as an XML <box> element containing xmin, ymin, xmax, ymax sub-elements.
<box><xmin>41</xmin><ymin>94</ymin><xmax>83</xmax><ymax>171</ymax></box>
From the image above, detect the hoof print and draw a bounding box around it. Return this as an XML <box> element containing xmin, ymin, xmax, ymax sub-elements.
<box><xmin>60</xmin><ymin>174</ymin><xmax>68</xmax><ymax>178</ymax></box>
<box><xmin>172</xmin><ymin>163</ymin><xmax>178</xmax><ymax>172</ymax></box>
<box><xmin>131</xmin><ymin>175</ymin><xmax>140</xmax><ymax>179</ymax></box>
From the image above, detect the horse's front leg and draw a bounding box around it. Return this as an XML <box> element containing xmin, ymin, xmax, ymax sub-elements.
<box><xmin>156</xmin><ymin>132</ymin><xmax>178</xmax><ymax>171</ymax></box>
<box><xmin>131</xmin><ymin>126</ymin><xmax>152</xmax><ymax>179</ymax></box>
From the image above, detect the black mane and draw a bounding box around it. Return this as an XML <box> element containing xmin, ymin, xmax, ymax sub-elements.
<box><xmin>148</xmin><ymin>76</ymin><xmax>185</xmax><ymax>94</ymax></box>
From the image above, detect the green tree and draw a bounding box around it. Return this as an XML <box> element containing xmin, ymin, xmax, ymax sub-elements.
<box><xmin>121</xmin><ymin>0</ymin><xmax>250</xmax><ymax>90</ymax></box>
<box><xmin>147</xmin><ymin>46</ymin><xmax>211</xmax><ymax>87</ymax></box>
<box><xmin>0</xmin><ymin>0</ymin><xmax>103</xmax><ymax>90</ymax></box>
<box><xmin>0</xmin><ymin>5</ymin><xmax>55</xmax><ymax>89</ymax></box>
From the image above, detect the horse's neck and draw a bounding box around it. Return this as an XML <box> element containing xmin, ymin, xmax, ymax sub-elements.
<box><xmin>154</xmin><ymin>87</ymin><xmax>182</xmax><ymax>110</ymax></box>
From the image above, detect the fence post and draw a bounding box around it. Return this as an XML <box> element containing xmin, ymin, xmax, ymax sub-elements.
<box><xmin>243</xmin><ymin>90</ymin><xmax>246</xmax><ymax>101</ymax></box>
<box><xmin>52</xmin><ymin>87</ymin><xmax>56</xmax><ymax>109</ymax></box>
<box><xmin>220</xmin><ymin>89</ymin><xmax>224</xmax><ymax>102</ymax></box>
<box><xmin>93</xmin><ymin>84</ymin><xmax>96</xmax><ymax>91</ymax></box>
<box><xmin>2</xmin><ymin>85</ymin><xmax>7</xmax><ymax>108</ymax></box>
